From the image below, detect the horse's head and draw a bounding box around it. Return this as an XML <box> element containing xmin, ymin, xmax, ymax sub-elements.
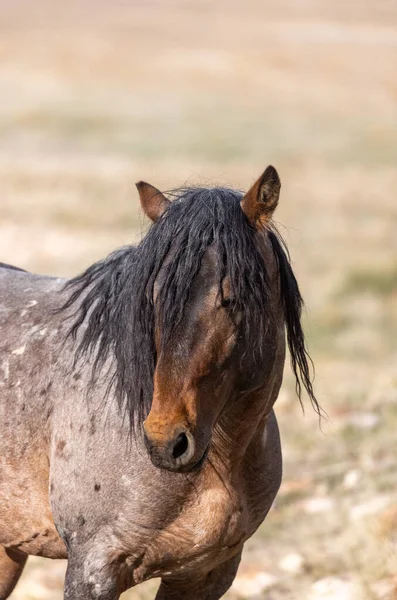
<box><xmin>65</xmin><ymin>167</ymin><xmax>318</xmax><ymax>473</ymax></box>
<box><xmin>136</xmin><ymin>167</ymin><xmax>306</xmax><ymax>472</ymax></box>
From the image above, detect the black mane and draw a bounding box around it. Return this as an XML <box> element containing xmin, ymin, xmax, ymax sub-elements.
<box><xmin>62</xmin><ymin>187</ymin><xmax>320</xmax><ymax>425</ymax></box>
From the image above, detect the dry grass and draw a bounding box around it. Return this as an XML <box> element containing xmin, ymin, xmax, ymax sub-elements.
<box><xmin>1</xmin><ymin>1</ymin><xmax>397</xmax><ymax>598</ymax></box>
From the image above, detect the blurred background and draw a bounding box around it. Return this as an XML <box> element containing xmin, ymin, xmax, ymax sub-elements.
<box><xmin>1</xmin><ymin>0</ymin><xmax>396</xmax><ymax>598</ymax></box>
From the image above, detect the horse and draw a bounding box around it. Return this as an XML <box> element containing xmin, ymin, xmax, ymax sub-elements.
<box><xmin>0</xmin><ymin>166</ymin><xmax>319</xmax><ymax>599</ymax></box>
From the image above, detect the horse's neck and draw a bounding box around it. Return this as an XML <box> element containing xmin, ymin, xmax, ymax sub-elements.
<box><xmin>211</xmin><ymin>384</ymin><xmax>279</xmax><ymax>471</ymax></box>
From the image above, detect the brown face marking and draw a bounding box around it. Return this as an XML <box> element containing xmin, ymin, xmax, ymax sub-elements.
<box><xmin>144</xmin><ymin>247</ymin><xmax>240</xmax><ymax>470</ymax></box>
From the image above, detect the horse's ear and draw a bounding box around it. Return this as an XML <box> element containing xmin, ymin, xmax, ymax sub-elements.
<box><xmin>136</xmin><ymin>181</ymin><xmax>171</xmax><ymax>222</ymax></box>
<box><xmin>240</xmin><ymin>166</ymin><xmax>281</xmax><ymax>227</ymax></box>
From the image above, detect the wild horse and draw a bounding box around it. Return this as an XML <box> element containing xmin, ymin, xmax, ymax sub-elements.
<box><xmin>0</xmin><ymin>167</ymin><xmax>319</xmax><ymax>599</ymax></box>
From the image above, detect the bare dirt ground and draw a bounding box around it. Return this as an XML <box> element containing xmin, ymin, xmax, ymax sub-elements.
<box><xmin>1</xmin><ymin>1</ymin><xmax>397</xmax><ymax>598</ymax></box>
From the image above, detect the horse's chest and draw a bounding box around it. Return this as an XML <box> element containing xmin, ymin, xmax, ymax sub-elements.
<box><xmin>135</xmin><ymin>487</ymin><xmax>248</xmax><ymax>582</ymax></box>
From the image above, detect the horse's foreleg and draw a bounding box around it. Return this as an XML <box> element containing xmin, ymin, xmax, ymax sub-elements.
<box><xmin>0</xmin><ymin>547</ymin><xmax>27</xmax><ymax>600</ymax></box>
<box><xmin>155</xmin><ymin>550</ymin><xmax>242</xmax><ymax>600</ymax></box>
<box><xmin>64</xmin><ymin>550</ymin><xmax>119</xmax><ymax>600</ymax></box>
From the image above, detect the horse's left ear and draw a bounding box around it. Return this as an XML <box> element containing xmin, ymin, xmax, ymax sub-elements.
<box><xmin>240</xmin><ymin>166</ymin><xmax>281</xmax><ymax>227</ymax></box>
<box><xmin>136</xmin><ymin>181</ymin><xmax>171</xmax><ymax>222</ymax></box>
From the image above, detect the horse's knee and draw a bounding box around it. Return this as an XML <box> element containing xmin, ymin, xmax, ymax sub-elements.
<box><xmin>0</xmin><ymin>547</ymin><xmax>27</xmax><ymax>600</ymax></box>
<box><xmin>64</xmin><ymin>549</ymin><xmax>119</xmax><ymax>600</ymax></box>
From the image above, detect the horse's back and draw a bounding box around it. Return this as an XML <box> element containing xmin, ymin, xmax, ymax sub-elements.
<box><xmin>0</xmin><ymin>264</ymin><xmax>65</xmax><ymax>316</ymax></box>
<box><xmin>0</xmin><ymin>262</ymin><xmax>26</xmax><ymax>272</ymax></box>
<box><xmin>0</xmin><ymin>263</ymin><xmax>67</xmax><ymax>409</ymax></box>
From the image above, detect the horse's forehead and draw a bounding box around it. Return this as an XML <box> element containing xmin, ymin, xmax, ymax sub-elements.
<box><xmin>196</xmin><ymin>245</ymin><xmax>218</xmax><ymax>275</ymax></box>
<box><xmin>156</xmin><ymin>243</ymin><xmax>218</xmax><ymax>282</ymax></box>
<box><xmin>154</xmin><ymin>246</ymin><xmax>218</xmax><ymax>306</ymax></box>
<box><xmin>155</xmin><ymin>234</ymin><xmax>277</xmax><ymax>292</ymax></box>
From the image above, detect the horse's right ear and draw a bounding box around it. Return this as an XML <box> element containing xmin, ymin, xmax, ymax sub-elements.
<box><xmin>240</xmin><ymin>166</ymin><xmax>281</xmax><ymax>228</ymax></box>
<box><xmin>136</xmin><ymin>181</ymin><xmax>171</xmax><ymax>222</ymax></box>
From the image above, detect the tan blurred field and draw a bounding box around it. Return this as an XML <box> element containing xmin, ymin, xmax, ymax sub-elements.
<box><xmin>1</xmin><ymin>1</ymin><xmax>397</xmax><ymax>598</ymax></box>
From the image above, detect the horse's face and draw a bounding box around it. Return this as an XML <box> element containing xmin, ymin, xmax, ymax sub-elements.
<box><xmin>137</xmin><ymin>168</ymin><xmax>282</xmax><ymax>472</ymax></box>
<box><xmin>145</xmin><ymin>247</ymin><xmax>244</xmax><ymax>471</ymax></box>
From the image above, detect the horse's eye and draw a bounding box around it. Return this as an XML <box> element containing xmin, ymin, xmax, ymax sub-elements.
<box><xmin>221</xmin><ymin>297</ymin><xmax>235</xmax><ymax>309</ymax></box>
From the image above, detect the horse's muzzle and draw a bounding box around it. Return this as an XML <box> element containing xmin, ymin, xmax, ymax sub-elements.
<box><xmin>143</xmin><ymin>426</ymin><xmax>203</xmax><ymax>472</ymax></box>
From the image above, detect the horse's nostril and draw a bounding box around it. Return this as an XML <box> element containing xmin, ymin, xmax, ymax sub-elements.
<box><xmin>172</xmin><ymin>432</ymin><xmax>189</xmax><ymax>459</ymax></box>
